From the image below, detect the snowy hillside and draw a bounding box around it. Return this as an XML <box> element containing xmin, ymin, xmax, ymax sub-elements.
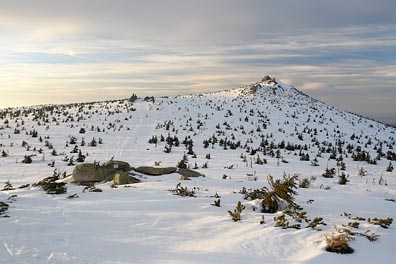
<box><xmin>0</xmin><ymin>76</ymin><xmax>395</xmax><ymax>263</ymax></box>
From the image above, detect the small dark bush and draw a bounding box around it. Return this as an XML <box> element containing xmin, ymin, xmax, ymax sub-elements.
<box><xmin>325</xmin><ymin>233</ymin><xmax>354</xmax><ymax>254</ymax></box>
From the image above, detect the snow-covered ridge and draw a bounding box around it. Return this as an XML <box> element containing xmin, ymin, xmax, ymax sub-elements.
<box><xmin>0</xmin><ymin>76</ymin><xmax>395</xmax><ymax>263</ymax></box>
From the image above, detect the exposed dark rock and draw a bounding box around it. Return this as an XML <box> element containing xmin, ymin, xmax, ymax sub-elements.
<box><xmin>72</xmin><ymin>163</ymin><xmax>115</xmax><ymax>183</ymax></box>
<box><xmin>101</xmin><ymin>160</ymin><xmax>132</xmax><ymax>171</ymax></box>
<box><xmin>135</xmin><ymin>166</ymin><xmax>177</xmax><ymax>176</ymax></box>
<box><xmin>177</xmin><ymin>168</ymin><xmax>204</xmax><ymax>178</ymax></box>
<box><xmin>261</xmin><ymin>75</ymin><xmax>273</xmax><ymax>82</ymax></box>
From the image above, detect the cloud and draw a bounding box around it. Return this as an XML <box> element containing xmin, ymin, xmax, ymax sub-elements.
<box><xmin>300</xmin><ymin>82</ymin><xmax>329</xmax><ymax>91</ymax></box>
<box><xmin>0</xmin><ymin>1</ymin><xmax>395</xmax><ymax>123</ymax></box>
<box><xmin>1</xmin><ymin>0</ymin><xmax>396</xmax><ymax>44</ymax></box>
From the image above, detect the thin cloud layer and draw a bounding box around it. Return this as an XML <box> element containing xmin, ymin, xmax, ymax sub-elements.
<box><xmin>0</xmin><ymin>0</ymin><xmax>395</xmax><ymax>124</ymax></box>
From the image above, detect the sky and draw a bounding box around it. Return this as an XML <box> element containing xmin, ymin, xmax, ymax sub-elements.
<box><xmin>0</xmin><ymin>0</ymin><xmax>395</xmax><ymax>124</ymax></box>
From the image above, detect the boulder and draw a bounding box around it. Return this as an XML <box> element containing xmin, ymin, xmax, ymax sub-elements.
<box><xmin>101</xmin><ymin>160</ymin><xmax>132</xmax><ymax>171</ymax></box>
<box><xmin>177</xmin><ymin>168</ymin><xmax>204</xmax><ymax>178</ymax></box>
<box><xmin>135</xmin><ymin>166</ymin><xmax>177</xmax><ymax>176</ymax></box>
<box><xmin>113</xmin><ymin>171</ymin><xmax>140</xmax><ymax>185</ymax></box>
<box><xmin>72</xmin><ymin>163</ymin><xmax>115</xmax><ymax>183</ymax></box>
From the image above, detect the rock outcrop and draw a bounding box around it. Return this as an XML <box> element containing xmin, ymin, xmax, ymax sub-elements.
<box><xmin>135</xmin><ymin>166</ymin><xmax>177</xmax><ymax>176</ymax></box>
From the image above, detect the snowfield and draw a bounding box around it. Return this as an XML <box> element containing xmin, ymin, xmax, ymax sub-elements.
<box><xmin>0</xmin><ymin>76</ymin><xmax>395</xmax><ymax>263</ymax></box>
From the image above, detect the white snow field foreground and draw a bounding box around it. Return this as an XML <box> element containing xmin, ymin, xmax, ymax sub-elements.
<box><xmin>0</xmin><ymin>77</ymin><xmax>395</xmax><ymax>263</ymax></box>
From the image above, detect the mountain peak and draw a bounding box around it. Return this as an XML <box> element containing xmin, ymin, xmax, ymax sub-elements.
<box><xmin>243</xmin><ymin>75</ymin><xmax>290</xmax><ymax>95</ymax></box>
<box><xmin>260</xmin><ymin>75</ymin><xmax>277</xmax><ymax>85</ymax></box>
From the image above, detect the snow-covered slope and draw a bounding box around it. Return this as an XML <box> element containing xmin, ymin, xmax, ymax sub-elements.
<box><xmin>0</xmin><ymin>76</ymin><xmax>395</xmax><ymax>263</ymax></box>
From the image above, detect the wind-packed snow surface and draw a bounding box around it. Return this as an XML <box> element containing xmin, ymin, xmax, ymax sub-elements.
<box><xmin>0</xmin><ymin>77</ymin><xmax>395</xmax><ymax>263</ymax></box>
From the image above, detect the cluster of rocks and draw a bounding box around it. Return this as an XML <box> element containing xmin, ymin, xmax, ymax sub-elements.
<box><xmin>72</xmin><ymin>160</ymin><xmax>204</xmax><ymax>185</ymax></box>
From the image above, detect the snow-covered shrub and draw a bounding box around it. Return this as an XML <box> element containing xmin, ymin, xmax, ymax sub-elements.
<box><xmin>169</xmin><ymin>183</ymin><xmax>196</xmax><ymax>197</ymax></box>
<box><xmin>338</xmin><ymin>172</ymin><xmax>348</xmax><ymax>185</ymax></box>
<box><xmin>299</xmin><ymin>178</ymin><xmax>310</xmax><ymax>188</ymax></box>
<box><xmin>325</xmin><ymin>232</ymin><xmax>354</xmax><ymax>254</ymax></box>
<box><xmin>322</xmin><ymin>168</ymin><xmax>336</xmax><ymax>178</ymax></box>
<box><xmin>244</xmin><ymin>174</ymin><xmax>299</xmax><ymax>213</ymax></box>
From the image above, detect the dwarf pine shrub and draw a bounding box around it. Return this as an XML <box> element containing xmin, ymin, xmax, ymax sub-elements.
<box><xmin>368</xmin><ymin>217</ymin><xmax>393</xmax><ymax>228</ymax></box>
<box><xmin>33</xmin><ymin>169</ymin><xmax>67</xmax><ymax>194</ymax></box>
<box><xmin>338</xmin><ymin>172</ymin><xmax>348</xmax><ymax>185</ymax></box>
<box><xmin>243</xmin><ymin>174</ymin><xmax>299</xmax><ymax>213</ymax></box>
<box><xmin>299</xmin><ymin>178</ymin><xmax>310</xmax><ymax>188</ymax></box>
<box><xmin>336</xmin><ymin>227</ymin><xmax>379</xmax><ymax>242</ymax></box>
<box><xmin>274</xmin><ymin>213</ymin><xmax>289</xmax><ymax>228</ymax></box>
<box><xmin>1</xmin><ymin>181</ymin><xmax>14</xmax><ymax>191</ymax></box>
<box><xmin>325</xmin><ymin>232</ymin><xmax>354</xmax><ymax>254</ymax></box>
<box><xmin>211</xmin><ymin>199</ymin><xmax>221</xmax><ymax>207</ymax></box>
<box><xmin>1</xmin><ymin>149</ymin><xmax>8</xmax><ymax>157</ymax></box>
<box><xmin>170</xmin><ymin>183</ymin><xmax>196</xmax><ymax>197</ymax></box>
<box><xmin>306</xmin><ymin>217</ymin><xmax>327</xmax><ymax>230</ymax></box>
<box><xmin>177</xmin><ymin>154</ymin><xmax>188</xmax><ymax>169</ymax></box>
<box><xmin>348</xmin><ymin>221</ymin><xmax>360</xmax><ymax>228</ymax></box>
<box><xmin>358</xmin><ymin>167</ymin><xmax>366</xmax><ymax>176</ymax></box>
<box><xmin>228</xmin><ymin>201</ymin><xmax>245</xmax><ymax>222</ymax></box>
<box><xmin>0</xmin><ymin>201</ymin><xmax>9</xmax><ymax>217</ymax></box>
<box><xmin>322</xmin><ymin>168</ymin><xmax>336</xmax><ymax>178</ymax></box>
<box><xmin>43</xmin><ymin>182</ymin><xmax>67</xmax><ymax>194</ymax></box>
<box><xmin>67</xmin><ymin>194</ymin><xmax>79</xmax><ymax>199</ymax></box>
<box><xmin>386</xmin><ymin>162</ymin><xmax>393</xmax><ymax>172</ymax></box>
<box><xmin>83</xmin><ymin>186</ymin><xmax>102</xmax><ymax>192</ymax></box>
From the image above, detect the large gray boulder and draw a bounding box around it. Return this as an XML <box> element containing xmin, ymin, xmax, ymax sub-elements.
<box><xmin>101</xmin><ymin>160</ymin><xmax>132</xmax><ymax>171</ymax></box>
<box><xmin>72</xmin><ymin>163</ymin><xmax>115</xmax><ymax>183</ymax></box>
<box><xmin>135</xmin><ymin>166</ymin><xmax>177</xmax><ymax>176</ymax></box>
<box><xmin>177</xmin><ymin>168</ymin><xmax>204</xmax><ymax>178</ymax></box>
